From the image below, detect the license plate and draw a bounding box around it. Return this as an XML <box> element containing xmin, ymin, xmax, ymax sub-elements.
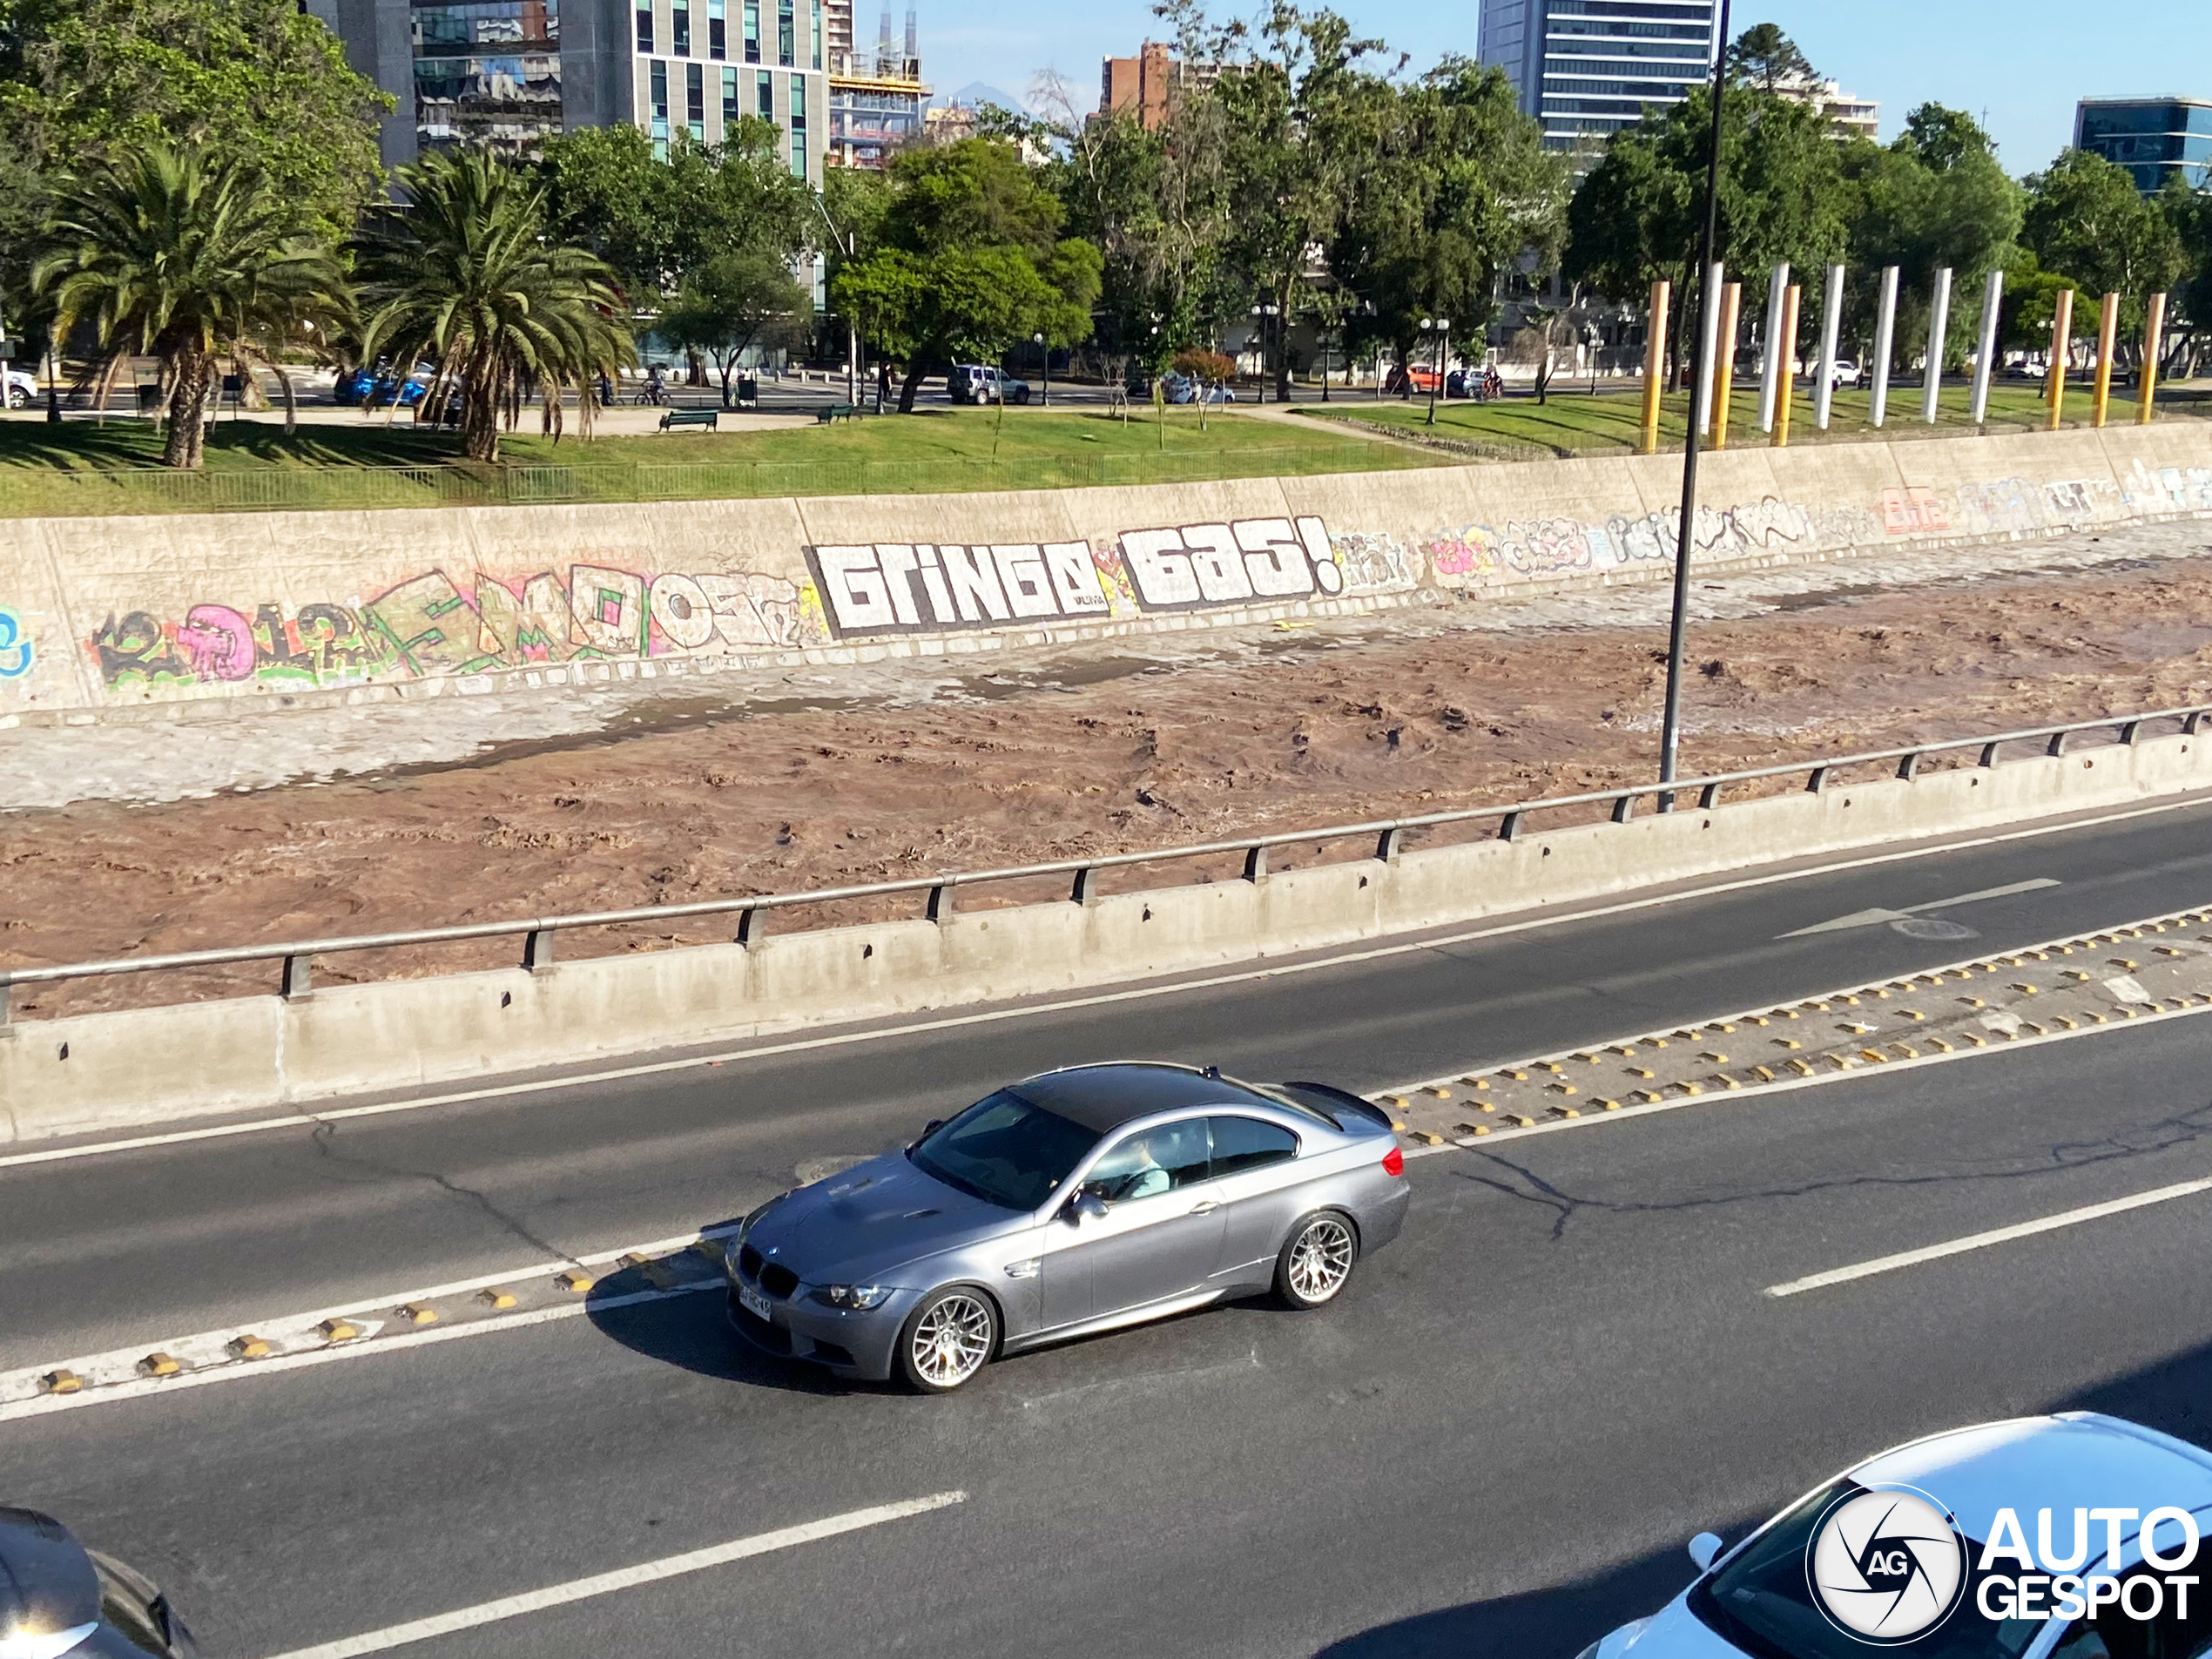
<box><xmin>738</xmin><ymin>1281</ymin><xmax>772</xmax><ymax>1322</ymax></box>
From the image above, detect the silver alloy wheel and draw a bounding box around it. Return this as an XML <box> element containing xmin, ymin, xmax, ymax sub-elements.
<box><xmin>910</xmin><ymin>1291</ymin><xmax>994</xmax><ymax>1387</ymax></box>
<box><xmin>1287</xmin><ymin>1217</ymin><xmax>1355</xmax><ymax>1304</ymax></box>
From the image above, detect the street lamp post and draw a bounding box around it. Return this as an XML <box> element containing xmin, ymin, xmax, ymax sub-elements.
<box><xmin>1033</xmin><ymin>330</ymin><xmax>1048</xmax><ymax>407</ymax></box>
<box><xmin>1250</xmin><ymin>301</ymin><xmax>1280</xmax><ymax>403</ymax></box>
<box><xmin>1420</xmin><ymin>317</ymin><xmax>1449</xmax><ymax>426</ymax></box>
<box><xmin>1656</xmin><ymin>0</ymin><xmax>1733</xmax><ymax>810</ymax></box>
<box><xmin>811</xmin><ymin>192</ymin><xmax>860</xmax><ymax>410</ymax></box>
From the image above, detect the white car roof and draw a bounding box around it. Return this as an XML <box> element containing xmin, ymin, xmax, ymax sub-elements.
<box><xmin>1853</xmin><ymin>1413</ymin><xmax>2212</xmax><ymax>1548</ymax></box>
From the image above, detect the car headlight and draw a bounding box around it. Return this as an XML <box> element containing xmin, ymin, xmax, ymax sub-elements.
<box><xmin>808</xmin><ymin>1285</ymin><xmax>894</xmax><ymax>1311</ymax></box>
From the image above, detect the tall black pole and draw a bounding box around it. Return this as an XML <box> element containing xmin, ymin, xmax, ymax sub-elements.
<box><xmin>1657</xmin><ymin>0</ymin><xmax>1731</xmax><ymax>809</ymax></box>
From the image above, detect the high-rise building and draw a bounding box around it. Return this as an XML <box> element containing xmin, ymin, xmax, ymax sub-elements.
<box><xmin>307</xmin><ymin>0</ymin><xmax>828</xmax><ymax>181</ymax></box>
<box><xmin>2075</xmin><ymin>97</ymin><xmax>2212</xmax><ymax>193</ymax></box>
<box><xmin>1770</xmin><ymin>71</ymin><xmax>1879</xmax><ymax>143</ymax></box>
<box><xmin>1098</xmin><ymin>41</ymin><xmax>1213</xmax><ymax>132</ymax></box>
<box><xmin>824</xmin><ymin>2</ymin><xmax>930</xmax><ymax>168</ymax></box>
<box><xmin>1477</xmin><ymin>0</ymin><xmax>1720</xmax><ymax>160</ymax></box>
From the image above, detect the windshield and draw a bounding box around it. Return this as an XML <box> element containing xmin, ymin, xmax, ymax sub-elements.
<box><xmin>1689</xmin><ymin>1480</ymin><xmax>2044</xmax><ymax>1659</ymax></box>
<box><xmin>907</xmin><ymin>1090</ymin><xmax>1099</xmax><ymax>1211</ymax></box>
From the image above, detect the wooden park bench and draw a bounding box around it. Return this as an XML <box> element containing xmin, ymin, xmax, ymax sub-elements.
<box><xmin>815</xmin><ymin>401</ymin><xmax>859</xmax><ymax>424</ymax></box>
<box><xmin>659</xmin><ymin>408</ymin><xmax>718</xmax><ymax>431</ymax></box>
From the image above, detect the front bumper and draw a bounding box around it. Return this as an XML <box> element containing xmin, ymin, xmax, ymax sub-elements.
<box><xmin>725</xmin><ymin>1283</ymin><xmax>916</xmax><ymax>1383</ymax></box>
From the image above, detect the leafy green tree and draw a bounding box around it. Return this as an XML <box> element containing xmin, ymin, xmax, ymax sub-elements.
<box><xmin>1725</xmin><ymin>23</ymin><xmax>1814</xmax><ymax>91</ymax></box>
<box><xmin>1566</xmin><ymin>83</ymin><xmax>1849</xmax><ymax>380</ymax></box>
<box><xmin>1843</xmin><ymin>104</ymin><xmax>2021</xmax><ymax>366</ymax></box>
<box><xmin>540</xmin><ymin>121</ymin><xmax>813</xmax><ymax>303</ymax></box>
<box><xmin>1332</xmin><ymin>57</ymin><xmax>1565</xmax><ymax>395</ymax></box>
<box><xmin>1207</xmin><ymin>2</ymin><xmax>1381</xmax><ymax>401</ymax></box>
<box><xmin>2160</xmin><ymin>177</ymin><xmax>2212</xmax><ymax>374</ymax></box>
<box><xmin>33</xmin><ymin>139</ymin><xmax>348</xmax><ymax>467</ymax></box>
<box><xmin>831</xmin><ymin>138</ymin><xmax>1101</xmax><ymax>412</ymax></box>
<box><xmin>1995</xmin><ymin>249</ymin><xmax>2075</xmax><ymax>356</ymax></box>
<box><xmin>2021</xmin><ymin>147</ymin><xmax>2185</xmax><ymax>341</ymax></box>
<box><xmin>1024</xmin><ymin>64</ymin><xmax>1235</xmax><ymax>381</ymax></box>
<box><xmin>658</xmin><ymin>246</ymin><xmax>810</xmax><ymax>403</ymax></box>
<box><xmin>354</xmin><ymin>149</ymin><xmax>633</xmax><ymax>462</ymax></box>
<box><xmin>0</xmin><ymin>0</ymin><xmax>388</xmax><ymax>260</ymax></box>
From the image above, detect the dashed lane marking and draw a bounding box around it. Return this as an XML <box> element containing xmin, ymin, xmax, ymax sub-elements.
<box><xmin>1764</xmin><ymin>1176</ymin><xmax>2212</xmax><ymax>1298</ymax></box>
<box><xmin>253</xmin><ymin>1491</ymin><xmax>967</xmax><ymax>1659</ymax></box>
<box><xmin>9</xmin><ymin>791</ymin><xmax>2202</xmax><ymax>1173</ymax></box>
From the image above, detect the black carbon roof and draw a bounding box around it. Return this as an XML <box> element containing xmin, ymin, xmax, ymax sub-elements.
<box><xmin>0</xmin><ymin>1507</ymin><xmax>99</xmax><ymax>1639</ymax></box>
<box><xmin>1012</xmin><ymin>1063</ymin><xmax>1273</xmax><ymax>1132</ymax></box>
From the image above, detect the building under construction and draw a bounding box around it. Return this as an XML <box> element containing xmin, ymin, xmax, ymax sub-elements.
<box><xmin>826</xmin><ymin>2</ymin><xmax>930</xmax><ymax>167</ymax></box>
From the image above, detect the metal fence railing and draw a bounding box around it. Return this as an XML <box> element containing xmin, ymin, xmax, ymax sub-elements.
<box><xmin>0</xmin><ymin>444</ymin><xmax>1412</xmax><ymax>519</ymax></box>
<box><xmin>6</xmin><ymin>701</ymin><xmax>2206</xmax><ymax>1024</ymax></box>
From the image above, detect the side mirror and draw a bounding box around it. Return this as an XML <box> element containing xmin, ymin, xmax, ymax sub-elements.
<box><xmin>921</xmin><ymin>1119</ymin><xmax>944</xmax><ymax>1137</ymax></box>
<box><xmin>1688</xmin><ymin>1533</ymin><xmax>1723</xmax><ymax>1573</ymax></box>
<box><xmin>1068</xmin><ymin>1190</ymin><xmax>1109</xmax><ymax>1224</ymax></box>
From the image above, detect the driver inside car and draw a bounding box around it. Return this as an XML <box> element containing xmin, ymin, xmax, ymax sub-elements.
<box><xmin>1086</xmin><ymin>1134</ymin><xmax>1170</xmax><ymax>1204</ymax></box>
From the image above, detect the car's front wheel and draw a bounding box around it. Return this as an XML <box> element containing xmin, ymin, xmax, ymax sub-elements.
<box><xmin>3</xmin><ymin>387</ymin><xmax>25</xmax><ymax>409</ymax></box>
<box><xmin>897</xmin><ymin>1286</ymin><xmax>997</xmax><ymax>1393</ymax></box>
<box><xmin>1275</xmin><ymin>1211</ymin><xmax>1358</xmax><ymax>1309</ymax></box>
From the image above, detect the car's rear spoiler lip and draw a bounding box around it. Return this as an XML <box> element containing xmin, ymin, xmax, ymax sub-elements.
<box><xmin>1279</xmin><ymin>1081</ymin><xmax>1396</xmax><ymax>1131</ymax></box>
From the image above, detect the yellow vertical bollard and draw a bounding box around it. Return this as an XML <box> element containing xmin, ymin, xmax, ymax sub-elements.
<box><xmin>1771</xmin><ymin>285</ymin><xmax>1802</xmax><ymax>448</ymax></box>
<box><xmin>1710</xmin><ymin>282</ymin><xmax>1743</xmax><ymax>449</ymax></box>
<box><xmin>2092</xmin><ymin>291</ymin><xmax>2120</xmax><ymax>428</ymax></box>
<box><xmin>2046</xmin><ymin>287</ymin><xmax>2074</xmax><ymax>432</ymax></box>
<box><xmin>2139</xmin><ymin>293</ymin><xmax>2167</xmax><ymax>426</ymax></box>
<box><xmin>1640</xmin><ymin>278</ymin><xmax>1670</xmax><ymax>455</ymax></box>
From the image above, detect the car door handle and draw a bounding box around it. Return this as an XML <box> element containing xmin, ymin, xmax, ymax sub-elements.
<box><xmin>1189</xmin><ymin>1200</ymin><xmax>1222</xmax><ymax>1215</ymax></box>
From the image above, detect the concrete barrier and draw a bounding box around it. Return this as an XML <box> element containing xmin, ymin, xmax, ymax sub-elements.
<box><xmin>4</xmin><ymin>424</ymin><xmax>2209</xmax><ymax>725</ymax></box>
<box><xmin>5</xmin><ymin>728</ymin><xmax>2204</xmax><ymax>1140</ymax></box>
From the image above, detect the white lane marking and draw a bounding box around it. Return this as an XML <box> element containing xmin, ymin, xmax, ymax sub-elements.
<box><xmin>0</xmin><ymin>1285</ymin><xmax>718</xmax><ymax>1424</ymax></box>
<box><xmin>8</xmin><ymin>790</ymin><xmax>2200</xmax><ymax>1174</ymax></box>
<box><xmin>253</xmin><ymin>1491</ymin><xmax>967</xmax><ymax>1659</ymax></box>
<box><xmin>1764</xmin><ymin>1176</ymin><xmax>2212</xmax><ymax>1298</ymax></box>
<box><xmin>12</xmin><ymin>999</ymin><xmax>2212</xmax><ymax>1428</ymax></box>
<box><xmin>1778</xmin><ymin>877</ymin><xmax>2061</xmax><ymax>936</ymax></box>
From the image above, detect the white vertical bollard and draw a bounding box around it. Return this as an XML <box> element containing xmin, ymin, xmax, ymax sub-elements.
<box><xmin>1870</xmin><ymin>266</ymin><xmax>1900</xmax><ymax>428</ymax></box>
<box><xmin>1814</xmin><ymin>263</ymin><xmax>1844</xmax><ymax>430</ymax></box>
<box><xmin>1922</xmin><ymin>266</ymin><xmax>1952</xmax><ymax>424</ymax></box>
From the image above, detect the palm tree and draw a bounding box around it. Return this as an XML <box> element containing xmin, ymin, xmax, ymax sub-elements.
<box><xmin>353</xmin><ymin>150</ymin><xmax>632</xmax><ymax>463</ymax></box>
<box><xmin>35</xmin><ymin>141</ymin><xmax>350</xmax><ymax>468</ymax></box>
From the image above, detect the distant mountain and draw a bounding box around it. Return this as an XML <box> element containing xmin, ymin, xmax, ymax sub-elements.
<box><xmin>935</xmin><ymin>80</ymin><xmax>1025</xmax><ymax>112</ymax></box>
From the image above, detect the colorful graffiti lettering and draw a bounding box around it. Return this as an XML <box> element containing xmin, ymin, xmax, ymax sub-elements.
<box><xmin>1329</xmin><ymin>530</ymin><xmax>1415</xmax><ymax>594</ymax></box>
<box><xmin>0</xmin><ymin>607</ymin><xmax>31</xmax><ymax>679</ymax></box>
<box><xmin>1955</xmin><ymin>477</ymin><xmax>2045</xmax><ymax>536</ymax></box>
<box><xmin>1878</xmin><ymin>487</ymin><xmax>1949</xmax><ymax>536</ymax></box>
<box><xmin>85</xmin><ymin>562</ymin><xmax>815</xmax><ymax>692</ymax></box>
<box><xmin>1114</xmin><ymin>518</ymin><xmax>1340</xmax><ymax>612</ymax></box>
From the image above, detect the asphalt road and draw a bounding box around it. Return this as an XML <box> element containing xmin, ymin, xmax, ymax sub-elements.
<box><xmin>7</xmin><ymin>792</ymin><xmax>2212</xmax><ymax>1656</ymax></box>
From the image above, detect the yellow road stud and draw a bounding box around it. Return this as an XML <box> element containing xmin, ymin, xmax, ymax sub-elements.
<box><xmin>1500</xmin><ymin>1069</ymin><xmax>1529</xmax><ymax>1082</ymax></box>
<box><xmin>1925</xmin><ymin>1037</ymin><xmax>1953</xmax><ymax>1053</ymax></box>
<box><xmin>2110</xmin><ymin>958</ymin><xmax>2139</xmax><ymax>971</ymax></box>
<box><xmin>138</xmin><ymin>1352</ymin><xmax>182</xmax><ymax>1377</ymax></box>
<box><xmin>1409</xmin><ymin>1130</ymin><xmax>1446</xmax><ymax>1146</ymax></box>
<box><xmin>2010</xmin><ymin>983</ymin><xmax>2038</xmax><ymax>995</ymax></box>
<box><xmin>1627</xmin><ymin>1066</ymin><xmax>1656</xmax><ymax>1079</ymax></box>
<box><xmin>1713</xmin><ymin>1022</ymin><xmax>1737</xmax><ymax>1033</ymax></box>
<box><xmin>1381</xmin><ymin>1094</ymin><xmax>1411</xmax><ymax>1109</ymax></box>
<box><xmin>319</xmin><ymin>1318</ymin><xmax>361</xmax><ymax>1342</ymax></box>
<box><xmin>399</xmin><ymin>1304</ymin><xmax>439</xmax><ymax>1325</ymax></box>
<box><xmin>1634</xmin><ymin>1089</ymin><xmax>1665</xmax><ymax>1103</ymax></box>
<box><xmin>1891</xmin><ymin>1043</ymin><xmax>1920</xmax><ymax>1059</ymax></box>
<box><xmin>1574</xmin><ymin>1052</ymin><xmax>1601</xmax><ymax>1064</ymax></box>
<box><xmin>556</xmin><ymin>1271</ymin><xmax>595</xmax><ymax>1295</ymax></box>
<box><xmin>1547</xmin><ymin>1082</ymin><xmax>1578</xmax><ymax>1096</ymax></box>
<box><xmin>2020</xmin><ymin>1021</ymin><xmax>2047</xmax><ymax>1035</ymax></box>
<box><xmin>1859</xmin><ymin>1049</ymin><xmax>1887</xmax><ymax>1063</ymax></box>
<box><xmin>1422</xmin><ymin>1084</ymin><xmax>1453</xmax><ymax>1098</ymax></box>
<box><xmin>2157</xmin><ymin>947</ymin><xmax>2186</xmax><ymax>957</ymax></box>
<box><xmin>478</xmin><ymin>1288</ymin><xmax>519</xmax><ymax>1310</ymax></box>
<box><xmin>1788</xmin><ymin>1059</ymin><xmax>1816</xmax><ymax>1076</ymax></box>
<box><xmin>1962</xmin><ymin>1032</ymin><xmax>1986</xmax><ymax>1046</ymax></box>
<box><xmin>1900</xmin><ymin>1009</ymin><xmax>1925</xmax><ymax>1022</ymax></box>
<box><xmin>1753</xmin><ymin>1065</ymin><xmax>1776</xmax><ymax>1082</ymax></box>
<box><xmin>1700</xmin><ymin>1051</ymin><xmax>1729</xmax><ymax>1063</ymax></box>
<box><xmin>1675</xmin><ymin>1081</ymin><xmax>1703</xmax><ymax>1096</ymax></box>
<box><xmin>1746</xmin><ymin>1015</ymin><xmax>1770</xmax><ymax>1026</ymax></box>
<box><xmin>1453</xmin><ymin>1123</ymin><xmax>1490</xmax><ymax>1136</ymax></box>
<box><xmin>1608</xmin><ymin>1044</ymin><xmax>1638</xmax><ymax>1055</ymax></box>
<box><xmin>1504</xmin><ymin>1113</ymin><xmax>1538</xmax><ymax>1128</ymax></box>
<box><xmin>226</xmin><ymin>1334</ymin><xmax>271</xmax><ymax>1359</ymax></box>
<box><xmin>1597</xmin><ymin>1099</ymin><xmax>1623</xmax><ymax>1111</ymax></box>
<box><xmin>1830</xmin><ymin>1055</ymin><xmax>1855</xmax><ymax>1070</ymax></box>
<box><xmin>1535</xmin><ymin>1062</ymin><xmax>1564</xmax><ymax>1075</ymax></box>
<box><xmin>1716</xmin><ymin>1076</ymin><xmax>1742</xmax><ymax>1090</ymax></box>
<box><xmin>2064</xmin><ymin>969</ymin><xmax>2092</xmax><ymax>981</ymax></box>
<box><xmin>1841</xmin><ymin>1022</ymin><xmax>1872</xmax><ymax>1035</ymax></box>
<box><xmin>41</xmin><ymin>1370</ymin><xmax>83</xmax><ymax>1395</ymax></box>
<box><xmin>1389</xmin><ymin>1120</ymin><xmax>1408</xmax><ymax>1132</ymax></box>
<box><xmin>1772</xmin><ymin>1037</ymin><xmax>1801</xmax><ymax>1049</ymax></box>
<box><xmin>1959</xmin><ymin>996</ymin><xmax>1986</xmax><ymax>1008</ymax></box>
<box><xmin>1548</xmin><ymin>1105</ymin><xmax>1581</xmax><ymax>1120</ymax></box>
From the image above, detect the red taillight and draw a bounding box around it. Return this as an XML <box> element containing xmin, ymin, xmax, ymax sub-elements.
<box><xmin>1381</xmin><ymin>1145</ymin><xmax>1405</xmax><ymax>1178</ymax></box>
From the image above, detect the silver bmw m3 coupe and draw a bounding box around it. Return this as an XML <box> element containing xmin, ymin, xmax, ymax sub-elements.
<box><xmin>725</xmin><ymin>1062</ymin><xmax>1411</xmax><ymax>1393</ymax></box>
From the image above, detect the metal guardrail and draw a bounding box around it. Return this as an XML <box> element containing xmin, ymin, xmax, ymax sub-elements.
<box><xmin>6</xmin><ymin>702</ymin><xmax>2208</xmax><ymax>1023</ymax></box>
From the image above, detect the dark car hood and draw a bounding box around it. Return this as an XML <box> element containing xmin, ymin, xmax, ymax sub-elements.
<box><xmin>746</xmin><ymin>1152</ymin><xmax>1032</xmax><ymax>1284</ymax></box>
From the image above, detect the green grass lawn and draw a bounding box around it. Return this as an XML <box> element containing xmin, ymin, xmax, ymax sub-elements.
<box><xmin>1304</xmin><ymin>380</ymin><xmax>2211</xmax><ymax>459</ymax></box>
<box><xmin>0</xmin><ymin>405</ymin><xmax>1433</xmax><ymax>517</ymax></box>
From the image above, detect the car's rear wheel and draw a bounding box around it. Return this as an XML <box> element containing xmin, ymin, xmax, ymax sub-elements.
<box><xmin>1275</xmin><ymin>1211</ymin><xmax>1358</xmax><ymax>1309</ymax></box>
<box><xmin>897</xmin><ymin>1286</ymin><xmax>997</xmax><ymax>1393</ymax></box>
<box><xmin>3</xmin><ymin>388</ymin><xmax>24</xmax><ymax>409</ymax></box>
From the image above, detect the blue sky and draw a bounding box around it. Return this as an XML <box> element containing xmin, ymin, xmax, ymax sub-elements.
<box><xmin>919</xmin><ymin>0</ymin><xmax>2204</xmax><ymax>178</ymax></box>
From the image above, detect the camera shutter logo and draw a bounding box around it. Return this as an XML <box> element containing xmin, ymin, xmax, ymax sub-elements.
<box><xmin>1807</xmin><ymin>1486</ymin><xmax>1969</xmax><ymax>1643</ymax></box>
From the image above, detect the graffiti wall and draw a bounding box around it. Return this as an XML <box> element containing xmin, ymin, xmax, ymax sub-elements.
<box><xmin>3</xmin><ymin>427</ymin><xmax>2209</xmax><ymax>717</ymax></box>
